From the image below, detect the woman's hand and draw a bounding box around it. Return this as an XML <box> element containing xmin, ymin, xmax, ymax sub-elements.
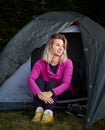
<box><xmin>41</xmin><ymin>91</ymin><xmax>54</xmax><ymax>104</ymax></box>
<box><xmin>44</xmin><ymin>97</ymin><xmax>54</xmax><ymax>104</ymax></box>
<box><xmin>37</xmin><ymin>91</ymin><xmax>54</xmax><ymax>104</ymax></box>
<box><xmin>37</xmin><ymin>92</ymin><xmax>44</xmax><ymax>101</ymax></box>
<box><xmin>42</xmin><ymin>91</ymin><xmax>53</xmax><ymax>99</ymax></box>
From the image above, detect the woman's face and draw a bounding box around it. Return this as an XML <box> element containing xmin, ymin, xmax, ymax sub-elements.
<box><xmin>51</xmin><ymin>39</ymin><xmax>65</xmax><ymax>57</ymax></box>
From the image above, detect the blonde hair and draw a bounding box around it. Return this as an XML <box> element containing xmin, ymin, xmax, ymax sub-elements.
<box><xmin>42</xmin><ymin>33</ymin><xmax>68</xmax><ymax>63</ymax></box>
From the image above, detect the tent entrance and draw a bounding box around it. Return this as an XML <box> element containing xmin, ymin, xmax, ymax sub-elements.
<box><xmin>56</xmin><ymin>32</ymin><xmax>88</xmax><ymax>108</ymax></box>
<box><xmin>63</xmin><ymin>33</ymin><xmax>87</xmax><ymax>97</ymax></box>
<box><xmin>31</xmin><ymin>32</ymin><xmax>87</xmax><ymax>108</ymax></box>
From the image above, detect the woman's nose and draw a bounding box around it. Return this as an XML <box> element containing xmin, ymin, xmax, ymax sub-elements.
<box><xmin>59</xmin><ymin>46</ymin><xmax>63</xmax><ymax>50</ymax></box>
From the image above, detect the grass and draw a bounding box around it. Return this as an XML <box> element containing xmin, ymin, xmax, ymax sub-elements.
<box><xmin>0</xmin><ymin>109</ymin><xmax>105</xmax><ymax>130</ymax></box>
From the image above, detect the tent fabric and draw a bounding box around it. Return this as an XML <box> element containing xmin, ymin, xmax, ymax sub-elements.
<box><xmin>0</xmin><ymin>25</ymin><xmax>84</xmax><ymax>109</ymax></box>
<box><xmin>0</xmin><ymin>11</ymin><xmax>105</xmax><ymax>127</ymax></box>
<box><xmin>62</xmin><ymin>25</ymin><xmax>81</xmax><ymax>32</ymax></box>
<box><xmin>0</xmin><ymin>11</ymin><xmax>83</xmax><ymax>86</ymax></box>
<box><xmin>0</xmin><ymin>58</ymin><xmax>36</xmax><ymax>110</ymax></box>
<box><xmin>0</xmin><ymin>58</ymin><xmax>32</xmax><ymax>102</ymax></box>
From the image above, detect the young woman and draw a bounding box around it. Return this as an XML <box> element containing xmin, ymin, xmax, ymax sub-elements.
<box><xmin>28</xmin><ymin>33</ymin><xmax>74</xmax><ymax>123</ymax></box>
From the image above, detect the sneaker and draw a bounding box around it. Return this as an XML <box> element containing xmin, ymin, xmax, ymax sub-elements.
<box><xmin>71</xmin><ymin>103</ymin><xmax>81</xmax><ymax>115</ymax></box>
<box><xmin>65</xmin><ymin>104</ymin><xmax>74</xmax><ymax>116</ymax></box>
<box><xmin>76</xmin><ymin>105</ymin><xmax>87</xmax><ymax>118</ymax></box>
<box><xmin>41</xmin><ymin>112</ymin><xmax>54</xmax><ymax>124</ymax></box>
<box><xmin>31</xmin><ymin>109</ymin><xmax>43</xmax><ymax>123</ymax></box>
<box><xmin>66</xmin><ymin>103</ymin><xmax>87</xmax><ymax>118</ymax></box>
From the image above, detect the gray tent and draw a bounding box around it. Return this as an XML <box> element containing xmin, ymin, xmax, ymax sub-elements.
<box><xmin>0</xmin><ymin>11</ymin><xmax>105</xmax><ymax>127</ymax></box>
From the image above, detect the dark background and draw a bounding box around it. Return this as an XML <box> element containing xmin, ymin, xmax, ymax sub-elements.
<box><xmin>0</xmin><ymin>0</ymin><xmax>105</xmax><ymax>51</ymax></box>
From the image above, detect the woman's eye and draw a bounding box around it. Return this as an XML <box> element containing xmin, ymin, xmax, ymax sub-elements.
<box><xmin>56</xmin><ymin>43</ymin><xmax>60</xmax><ymax>46</ymax></box>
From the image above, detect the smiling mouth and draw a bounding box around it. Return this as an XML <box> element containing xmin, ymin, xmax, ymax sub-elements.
<box><xmin>57</xmin><ymin>51</ymin><xmax>62</xmax><ymax>53</ymax></box>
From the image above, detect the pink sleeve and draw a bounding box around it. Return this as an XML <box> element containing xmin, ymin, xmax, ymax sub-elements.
<box><xmin>27</xmin><ymin>61</ymin><xmax>42</xmax><ymax>95</ymax></box>
<box><xmin>52</xmin><ymin>59</ymin><xmax>73</xmax><ymax>96</ymax></box>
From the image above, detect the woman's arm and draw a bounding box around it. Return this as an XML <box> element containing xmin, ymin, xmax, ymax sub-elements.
<box><xmin>28</xmin><ymin>60</ymin><xmax>42</xmax><ymax>95</ymax></box>
<box><xmin>52</xmin><ymin>59</ymin><xmax>73</xmax><ymax>96</ymax></box>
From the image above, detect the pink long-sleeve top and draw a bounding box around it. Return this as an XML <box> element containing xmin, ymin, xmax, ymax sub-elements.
<box><xmin>28</xmin><ymin>58</ymin><xmax>74</xmax><ymax>96</ymax></box>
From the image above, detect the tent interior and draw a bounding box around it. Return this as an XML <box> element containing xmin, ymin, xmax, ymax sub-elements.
<box><xmin>31</xmin><ymin>31</ymin><xmax>88</xmax><ymax>108</ymax></box>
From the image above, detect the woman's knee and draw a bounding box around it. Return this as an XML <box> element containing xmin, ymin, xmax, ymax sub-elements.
<box><xmin>35</xmin><ymin>78</ymin><xmax>45</xmax><ymax>91</ymax></box>
<box><xmin>46</xmin><ymin>80</ymin><xmax>58</xmax><ymax>90</ymax></box>
<box><xmin>36</xmin><ymin>78</ymin><xmax>44</xmax><ymax>84</ymax></box>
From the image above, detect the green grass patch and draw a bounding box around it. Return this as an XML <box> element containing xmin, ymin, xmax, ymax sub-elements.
<box><xmin>0</xmin><ymin>109</ymin><xmax>105</xmax><ymax>130</ymax></box>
